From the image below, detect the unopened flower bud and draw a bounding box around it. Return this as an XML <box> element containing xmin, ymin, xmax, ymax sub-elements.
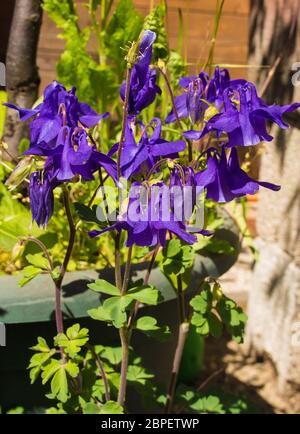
<box><xmin>5</xmin><ymin>156</ymin><xmax>34</xmax><ymax>191</ymax></box>
<box><xmin>186</xmin><ymin>78</ymin><xmax>206</xmax><ymax>125</ymax></box>
<box><xmin>11</xmin><ymin>239</ymin><xmax>25</xmax><ymax>262</ymax></box>
<box><xmin>212</xmin><ymin>282</ymin><xmax>223</xmax><ymax>302</ymax></box>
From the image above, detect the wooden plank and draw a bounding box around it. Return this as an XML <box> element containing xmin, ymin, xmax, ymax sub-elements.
<box><xmin>117</xmin><ymin>0</ymin><xmax>249</xmax><ymax>15</ymax></box>
<box><xmin>37</xmin><ymin>0</ymin><xmax>249</xmax><ymax>91</ymax></box>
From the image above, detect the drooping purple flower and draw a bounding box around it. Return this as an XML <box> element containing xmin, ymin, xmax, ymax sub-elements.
<box><xmin>195</xmin><ymin>146</ymin><xmax>280</xmax><ymax>203</ymax></box>
<box><xmin>5</xmin><ymin>81</ymin><xmax>109</xmax><ymax>155</ymax></box>
<box><xmin>120</xmin><ymin>30</ymin><xmax>161</xmax><ymax>115</ymax></box>
<box><xmin>185</xmin><ymin>82</ymin><xmax>300</xmax><ymax>146</ymax></box>
<box><xmin>166</xmin><ymin>67</ymin><xmax>245</xmax><ymax>124</ymax></box>
<box><xmin>51</xmin><ymin>127</ymin><xmax>117</xmax><ymax>182</ymax></box>
<box><xmin>29</xmin><ymin>171</ymin><xmax>55</xmax><ymax>227</ymax></box>
<box><xmin>89</xmin><ymin>182</ymin><xmax>198</xmax><ymax>247</ymax></box>
<box><xmin>108</xmin><ymin>118</ymin><xmax>185</xmax><ymax>179</ymax></box>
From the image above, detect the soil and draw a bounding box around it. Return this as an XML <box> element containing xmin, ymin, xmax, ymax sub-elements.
<box><xmin>194</xmin><ymin>336</ymin><xmax>298</xmax><ymax>414</ymax></box>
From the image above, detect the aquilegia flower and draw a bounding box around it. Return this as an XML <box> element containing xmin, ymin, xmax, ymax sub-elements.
<box><xmin>108</xmin><ymin>118</ymin><xmax>185</xmax><ymax>179</ymax></box>
<box><xmin>29</xmin><ymin>170</ymin><xmax>55</xmax><ymax>227</ymax></box>
<box><xmin>184</xmin><ymin>82</ymin><xmax>300</xmax><ymax>146</ymax></box>
<box><xmin>195</xmin><ymin>146</ymin><xmax>280</xmax><ymax>203</ymax></box>
<box><xmin>5</xmin><ymin>81</ymin><xmax>109</xmax><ymax>154</ymax></box>
<box><xmin>166</xmin><ymin>66</ymin><xmax>246</xmax><ymax>124</ymax></box>
<box><xmin>53</xmin><ymin>127</ymin><xmax>117</xmax><ymax>182</ymax></box>
<box><xmin>5</xmin><ymin>80</ymin><xmax>117</xmax><ymax>226</ymax></box>
<box><xmin>120</xmin><ymin>30</ymin><xmax>161</xmax><ymax>116</ymax></box>
<box><xmin>89</xmin><ymin>182</ymin><xmax>198</xmax><ymax>247</ymax></box>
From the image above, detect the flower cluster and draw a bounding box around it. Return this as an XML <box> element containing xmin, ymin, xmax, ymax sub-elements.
<box><xmin>7</xmin><ymin>30</ymin><xmax>298</xmax><ymax>246</ymax></box>
<box><xmin>6</xmin><ymin>81</ymin><xmax>116</xmax><ymax>225</ymax></box>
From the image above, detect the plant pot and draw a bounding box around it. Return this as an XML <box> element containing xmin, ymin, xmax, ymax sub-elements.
<box><xmin>0</xmin><ymin>209</ymin><xmax>240</xmax><ymax>410</ymax></box>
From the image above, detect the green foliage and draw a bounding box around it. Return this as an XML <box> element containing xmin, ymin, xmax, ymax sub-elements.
<box><xmin>19</xmin><ymin>252</ymin><xmax>52</xmax><ymax>287</ymax></box>
<box><xmin>26</xmin><ymin>253</ymin><xmax>50</xmax><ymax>270</ymax></box>
<box><xmin>190</xmin><ymin>281</ymin><xmax>247</xmax><ymax>342</ymax></box>
<box><xmin>103</xmin><ymin>0</ymin><xmax>143</xmax><ymax>74</ymax></box>
<box><xmin>99</xmin><ymin>400</ymin><xmax>124</xmax><ymax>414</ymax></box>
<box><xmin>178</xmin><ymin>387</ymin><xmax>225</xmax><ymax>414</ymax></box>
<box><xmin>54</xmin><ymin>324</ymin><xmax>89</xmax><ymax>357</ymax></box>
<box><xmin>177</xmin><ymin>384</ymin><xmax>258</xmax><ymax>414</ymax></box>
<box><xmin>88</xmin><ymin>280</ymin><xmax>161</xmax><ymax>328</ymax></box>
<box><xmin>144</xmin><ymin>4</ymin><xmax>168</xmax><ymax>61</ymax></box>
<box><xmin>18</xmin><ymin>265</ymin><xmax>43</xmax><ymax>287</ymax></box>
<box><xmin>159</xmin><ymin>239</ymin><xmax>194</xmax><ymax>289</ymax></box>
<box><xmin>193</xmin><ymin>236</ymin><xmax>235</xmax><ymax>256</ymax></box>
<box><xmin>0</xmin><ymin>183</ymin><xmax>40</xmax><ymax>252</ymax></box>
<box><xmin>135</xmin><ymin>316</ymin><xmax>170</xmax><ymax>341</ymax></box>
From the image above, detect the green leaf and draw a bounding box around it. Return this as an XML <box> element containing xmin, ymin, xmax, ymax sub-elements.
<box><xmin>127</xmin><ymin>285</ymin><xmax>160</xmax><ymax>305</ymax></box>
<box><xmin>50</xmin><ymin>366</ymin><xmax>69</xmax><ymax>403</ymax></box>
<box><xmin>18</xmin><ymin>265</ymin><xmax>42</xmax><ymax>287</ymax></box>
<box><xmin>144</xmin><ymin>4</ymin><xmax>168</xmax><ymax>61</ymax></box>
<box><xmin>163</xmin><ymin>239</ymin><xmax>181</xmax><ymax>258</ymax></box>
<box><xmin>41</xmin><ymin>359</ymin><xmax>62</xmax><ymax>385</ymax></box>
<box><xmin>207</xmin><ymin>312</ymin><xmax>223</xmax><ymax>338</ymax></box>
<box><xmin>65</xmin><ymin>360</ymin><xmax>80</xmax><ymax>378</ymax></box>
<box><xmin>101</xmin><ymin>296</ymin><xmax>131</xmax><ymax>328</ymax></box>
<box><xmin>54</xmin><ymin>324</ymin><xmax>89</xmax><ymax>357</ymax></box>
<box><xmin>88</xmin><ymin>306</ymin><xmax>111</xmax><ymax>322</ymax></box>
<box><xmin>99</xmin><ymin>346</ymin><xmax>122</xmax><ymax>366</ymax></box>
<box><xmin>88</xmin><ymin>279</ymin><xmax>120</xmax><ymax>296</ymax></box>
<box><xmin>28</xmin><ymin>347</ymin><xmax>56</xmax><ymax>384</ymax></box>
<box><xmin>191</xmin><ymin>312</ymin><xmax>209</xmax><ymax>336</ymax></box>
<box><xmin>73</xmin><ymin>203</ymin><xmax>103</xmax><ymax>225</ymax></box>
<box><xmin>99</xmin><ymin>401</ymin><xmax>123</xmax><ymax>414</ymax></box>
<box><xmin>26</xmin><ymin>253</ymin><xmax>50</xmax><ymax>270</ymax></box>
<box><xmin>44</xmin><ymin>359</ymin><xmax>79</xmax><ymax>404</ymax></box>
<box><xmin>82</xmin><ymin>402</ymin><xmax>101</xmax><ymax>414</ymax></box>
<box><xmin>190</xmin><ymin>286</ymin><xmax>212</xmax><ymax>314</ymax></box>
<box><xmin>0</xmin><ymin>184</ymin><xmax>41</xmax><ymax>252</ymax></box>
<box><xmin>194</xmin><ymin>237</ymin><xmax>235</xmax><ymax>256</ymax></box>
<box><xmin>190</xmin><ymin>395</ymin><xmax>224</xmax><ymax>414</ymax></box>
<box><xmin>104</xmin><ymin>0</ymin><xmax>143</xmax><ymax>75</ymax></box>
<box><xmin>127</xmin><ymin>365</ymin><xmax>154</xmax><ymax>385</ymax></box>
<box><xmin>136</xmin><ymin>316</ymin><xmax>170</xmax><ymax>341</ymax></box>
<box><xmin>30</xmin><ymin>337</ymin><xmax>51</xmax><ymax>353</ymax></box>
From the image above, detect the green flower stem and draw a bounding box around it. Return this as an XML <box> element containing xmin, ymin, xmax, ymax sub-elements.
<box><xmin>165</xmin><ymin>273</ymin><xmax>189</xmax><ymax>414</ymax></box>
<box><xmin>116</xmin><ymin>62</ymin><xmax>133</xmax><ymax>407</ymax></box>
<box><xmin>117</xmin><ymin>244</ymin><xmax>133</xmax><ymax>406</ymax></box>
<box><xmin>117</xmin><ymin>66</ymin><xmax>132</xmax><ymax>178</ymax></box>
<box><xmin>177</xmin><ymin>274</ymin><xmax>186</xmax><ymax>324</ymax></box>
<box><xmin>122</xmin><ymin>245</ymin><xmax>133</xmax><ymax>295</ymax></box>
<box><xmin>54</xmin><ymin>186</ymin><xmax>76</xmax><ymax>336</ymax></box>
<box><xmin>27</xmin><ymin>236</ymin><xmax>54</xmax><ymax>271</ymax></box>
<box><xmin>88</xmin><ymin>344</ymin><xmax>110</xmax><ymax>402</ymax></box>
<box><xmin>164</xmin><ymin>321</ymin><xmax>190</xmax><ymax>414</ymax></box>
<box><xmin>159</xmin><ymin>66</ymin><xmax>193</xmax><ymax>162</ymax></box>
<box><xmin>114</xmin><ymin>231</ymin><xmax>122</xmax><ymax>291</ymax></box>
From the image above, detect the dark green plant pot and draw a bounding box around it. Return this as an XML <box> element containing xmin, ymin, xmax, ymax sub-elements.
<box><xmin>0</xmin><ymin>209</ymin><xmax>240</xmax><ymax>410</ymax></box>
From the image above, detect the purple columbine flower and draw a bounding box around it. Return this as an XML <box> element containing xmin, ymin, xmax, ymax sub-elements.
<box><xmin>108</xmin><ymin>118</ymin><xmax>185</xmax><ymax>179</ymax></box>
<box><xmin>120</xmin><ymin>30</ymin><xmax>161</xmax><ymax>115</ymax></box>
<box><xmin>195</xmin><ymin>146</ymin><xmax>280</xmax><ymax>203</ymax></box>
<box><xmin>5</xmin><ymin>81</ymin><xmax>109</xmax><ymax>154</ymax></box>
<box><xmin>166</xmin><ymin>66</ymin><xmax>245</xmax><ymax>124</ymax></box>
<box><xmin>52</xmin><ymin>127</ymin><xmax>117</xmax><ymax>182</ymax></box>
<box><xmin>184</xmin><ymin>82</ymin><xmax>300</xmax><ymax>146</ymax></box>
<box><xmin>89</xmin><ymin>182</ymin><xmax>198</xmax><ymax>247</ymax></box>
<box><xmin>29</xmin><ymin>170</ymin><xmax>55</xmax><ymax>227</ymax></box>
